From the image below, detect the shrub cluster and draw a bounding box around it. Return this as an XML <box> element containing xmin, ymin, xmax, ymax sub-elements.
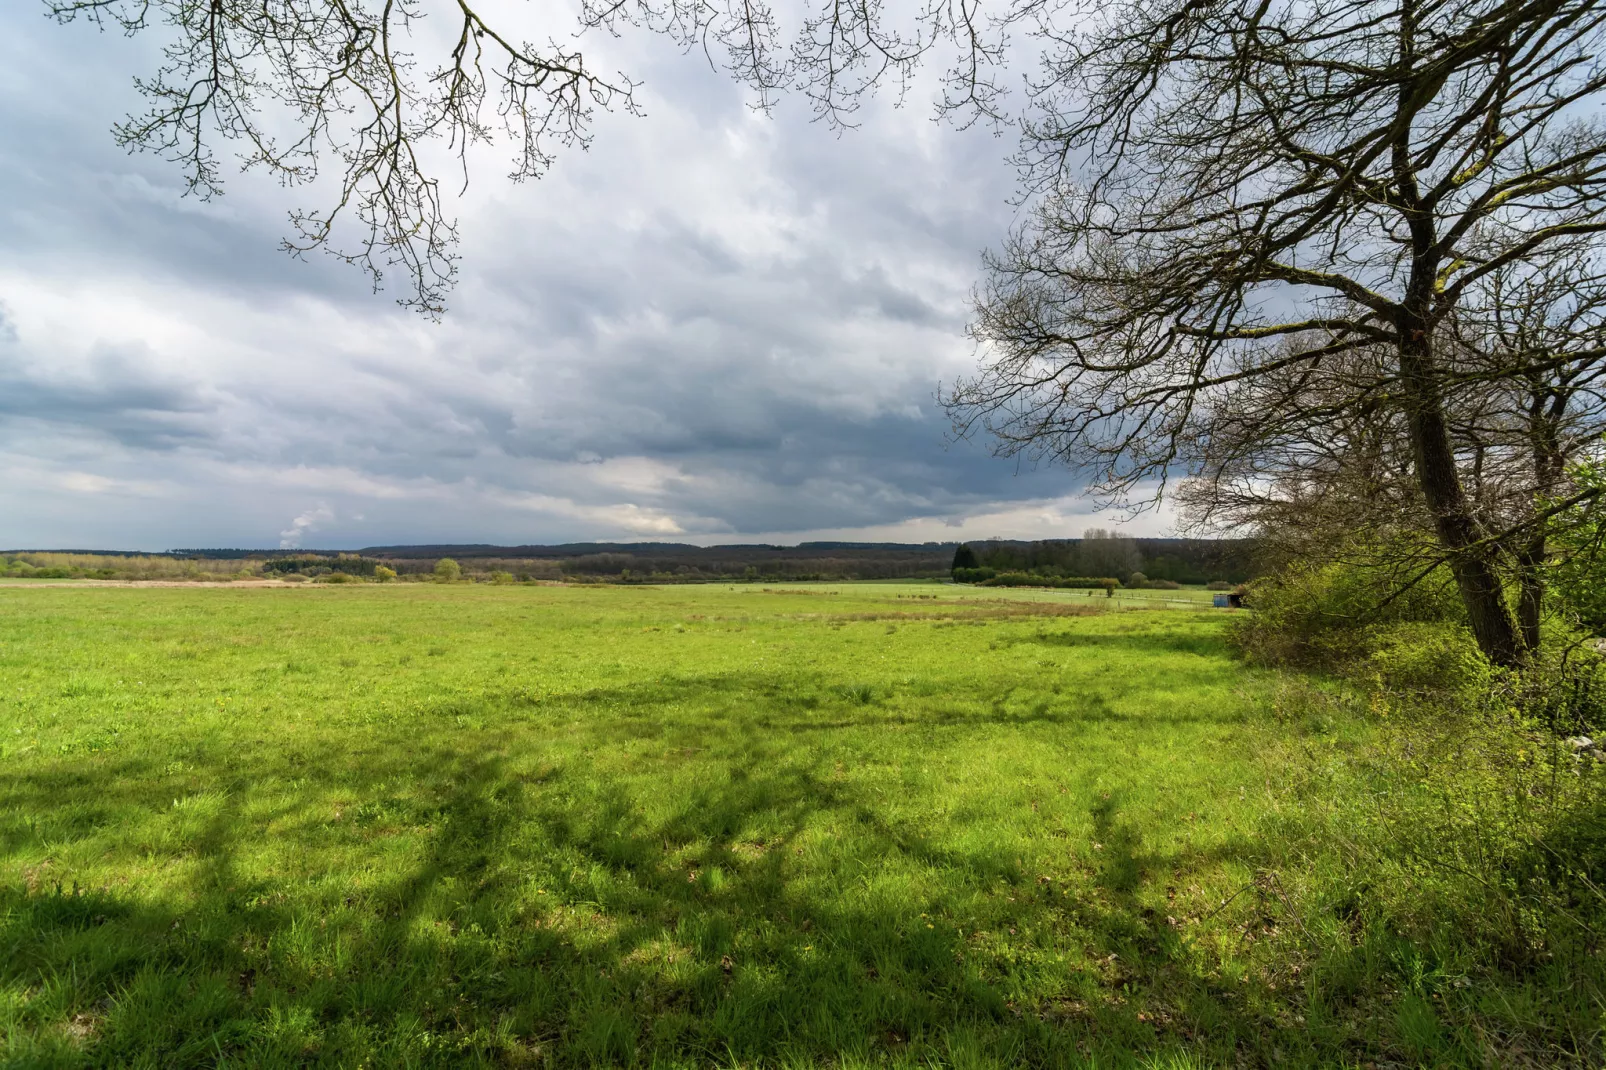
<box><xmin>1229</xmin><ymin>544</ymin><xmax>1606</xmax><ymax>1058</ymax></box>
<box><xmin>953</xmin><ymin>568</ymin><xmax>1119</xmax><ymax>589</ymax></box>
<box><xmin>1125</xmin><ymin>571</ymin><xmax>1182</xmax><ymax>589</ymax></box>
<box><xmin>1229</xmin><ymin>553</ymin><xmax>1466</xmax><ymax>670</ymax></box>
<box><xmin>0</xmin><ymin>552</ymin><xmax>253</xmax><ymax>581</ymax></box>
<box><xmin>264</xmin><ymin>555</ymin><xmax>384</xmax><ymax>577</ymax></box>
<box><xmin>0</xmin><ymin>559</ymin><xmax>77</xmax><ymax>578</ymax></box>
<box><xmin>1231</xmin><ymin>544</ymin><xmax>1606</xmax><ymax>738</ymax></box>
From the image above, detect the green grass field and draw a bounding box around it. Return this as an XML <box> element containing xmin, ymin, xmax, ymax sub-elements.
<box><xmin>0</xmin><ymin>582</ymin><xmax>1586</xmax><ymax>1067</ymax></box>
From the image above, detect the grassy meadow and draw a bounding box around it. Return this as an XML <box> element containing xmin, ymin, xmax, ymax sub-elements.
<box><xmin>0</xmin><ymin>582</ymin><xmax>1591</xmax><ymax>1066</ymax></box>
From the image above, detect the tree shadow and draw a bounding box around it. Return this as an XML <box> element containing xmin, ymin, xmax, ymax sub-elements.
<box><xmin>1017</xmin><ymin>631</ymin><xmax>1231</xmax><ymax>658</ymax></box>
<box><xmin>526</xmin><ymin>670</ymin><xmax>1245</xmax><ymax>738</ymax></box>
<box><xmin>1</xmin><ymin>676</ymin><xmax>1314</xmax><ymax>1068</ymax></box>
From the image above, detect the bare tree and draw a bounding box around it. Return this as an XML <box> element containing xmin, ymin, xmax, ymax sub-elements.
<box><xmin>1169</xmin><ymin>341</ymin><xmax>1431</xmax><ymax>569</ymax></box>
<box><xmin>1079</xmin><ymin>526</ymin><xmax>1141</xmax><ymax>577</ymax></box>
<box><xmin>1173</xmin><ymin>323</ymin><xmax>1606</xmax><ymax>645</ymax></box>
<box><xmin>1174</xmin><ymin>238</ymin><xmax>1606</xmax><ymax>641</ymax></box>
<box><xmin>1446</xmin><ymin>244</ymin><xmax>1606</xmax><ymax>645</ymax></box>
<box><xmin>44</xmin><ymin>0</ymin><xmax>1021</xmax><ymax>314</ymax></box>
<box><xmin>948</xmin><ymin>0</ymin><xmax>1606</xmax><ymax>667</ymax></box>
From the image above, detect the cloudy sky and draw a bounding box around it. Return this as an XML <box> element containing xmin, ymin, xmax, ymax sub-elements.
<box><xmin>1</xmin><ymin>2</ymin><xmax>1165</xmax><ymax>551</ymax></box>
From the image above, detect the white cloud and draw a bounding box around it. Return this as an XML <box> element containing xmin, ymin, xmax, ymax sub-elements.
<box><xmin>60</xmin><ymin>472</ymin><xmax>115</xmax><ymax>494</ymax></box>
<box><xmin>279</xmin><ymin>504</ymin><xmax>336</xmax><ymax>549</ymax></box>
<box><xmin>58</xmin><ymin>471</ymin><xmax>168</xmax><ymax>496</ymax></box>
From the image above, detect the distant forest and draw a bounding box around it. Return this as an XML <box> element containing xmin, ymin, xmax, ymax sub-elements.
<box><xmin>149</xmin><ymin>538</ymin><xmax>1258</xmax><ymax>584</ymax></box>
<box><xmin>956</xmin><ymin>537</ymin><xmax>1255</xmax><ymax>585</ymax></box>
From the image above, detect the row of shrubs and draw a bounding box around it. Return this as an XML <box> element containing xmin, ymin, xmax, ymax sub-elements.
<box><xmin>264</xmin><ymin>555</ymin><xmax>386</xmax><ymax>577</ymax></box>
<box><xmin>964</xmin><ymin>569</ymin><xmax>1121</xmax><ymax>589</ymax></box>
<box><xmin>1126</xmin><ymin>572</ymin><xmax>1184</xmax><ymax>589</ymax></box>
<box><xmin>953</xmin><ymin>566</ymin><xmax>1241</xmax><ymax>591</ymax></box>
<box><xmin>0</xmin><ymin>552</ymin><xmax>253</xmax><ymax>581</ymax></box>
<box><xmin>952</xmin><ymin>567</ymin><xmax>1117</xmax><ymax>587</ymax></box>
<box><xmin>277</xmin><ymin>568</ymin><xmax>396</xmax><ymax>584</ymax></box>
<box><xmin>952</xmin><ymin>566</ymin><xmax>1239</xmax><ymax>591</ymax></box>
<box><xmin>1</xmin><ymin>562</ymin><xmax>80</xmax><ymax>579</ymax></box>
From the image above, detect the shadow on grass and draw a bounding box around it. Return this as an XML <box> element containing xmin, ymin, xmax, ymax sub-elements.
<box><xmin>0</xmin><ymin>676</ymin><xmax>1317</xmax><ymax>1069</ymax></box>
<box><xmin>532</xmin><ymin>670</ymin><xmax>1246</xmax><ymax>738</ymax></box>
<box><xmin>1015</xmin><ymin>631</ymin><xmax>1231</xmax><ymax>658</ymax></box>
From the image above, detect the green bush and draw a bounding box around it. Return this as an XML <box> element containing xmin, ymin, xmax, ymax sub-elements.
<box><xmin>982</xmin><ymin>571</ymin><xmax>1038</xmax><ymax>587</ymax></box>
<box><xmin>1365</xmin><ymin>622</ymin><xmax>1488</xmax><ymax>700</ymax></box>
<box><xmin>433</xmin><ymin>558</ymin><xmax>462</xmax><ymax>583</ymax></box>
<box><xmin>2</xmin><ymin>562</ymin><xmax>74</xmax><ymax>578</ymax></box>
<box><xmin>1230</xmin><ymin>553</ymin><xmax>1465</xmax><ymax>670</ymax></box>
<box><xmin>373</xmin><ymin>565</ymin><xmax>397</xmax><ymax>582</ymax></box>
<box><xmin>1550</xmin><ymin>540</ymin><xmax>1606</xmax><ymax>637</ymax></box>
<box><xmin>1126</xmin><ymin>571</ymin><xmax>1147</xmax><ymax>588</ymax></box>
<box><xmin>489</xmin><ymin>570</ymin><xmax>515</xmax><ymax>585</ymax></box>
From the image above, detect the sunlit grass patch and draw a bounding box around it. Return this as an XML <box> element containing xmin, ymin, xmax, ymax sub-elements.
<box><xmin>0</xmin><ymin>582</ymin><xmax>1595</xmax><ymax>1066</ymax></box>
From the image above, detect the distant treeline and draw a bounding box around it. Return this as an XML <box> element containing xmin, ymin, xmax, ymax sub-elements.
<box><xmin>953</xmin><ymin>568</ymin><xmax>1119</xmax><ymax>589</ymax></box>
<box><xmin>177</xmin><ymin>542</ymin><xmax>963</xmax><ymax>582</ymax></box>
<box><xmin>955</xmin><ymin>536</ymin><xmax>1255</xmax><ymax>586</ymax></box>
<box><xmin>327</xmin><ymin>538</ymin><xmax>1255</xmax><ymax>584</ymax></box>
<box><xmin>367</xmin><ymin>550</ymin><xmax>944</xmax><ymax>583</ymax></box>
<box><xmin>10</xmin><ymin>537</ymin><xmax>1259</xmax><ymax>585</ymax></box>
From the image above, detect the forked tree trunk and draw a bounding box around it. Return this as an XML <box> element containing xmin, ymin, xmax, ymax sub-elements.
<box><xmin>1400</xmin><ymin>334</ymin><xmax>1525</xmax><ymax>669</ymax></box>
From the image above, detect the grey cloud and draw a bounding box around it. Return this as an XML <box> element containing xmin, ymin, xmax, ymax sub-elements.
<box><xmin>0</xmin><ymin>3</ymin><xmax>1114</xmax><ymax>551</ymax></box>
<box><xmin>0</xmin><ymin>340</ymin><xmax>221</xmax><ymax>451</ymax></box>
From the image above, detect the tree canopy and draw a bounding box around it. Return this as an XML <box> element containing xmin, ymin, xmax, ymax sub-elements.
<box><xmin>944</xmin><ymin>0</ymin><xmax>1606</xmax><ymax>665</ymax></box>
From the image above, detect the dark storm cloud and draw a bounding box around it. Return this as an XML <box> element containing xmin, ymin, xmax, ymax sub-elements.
<box><xmin>0</xmin><ymin>339</ymin><xmax>219</xmax><ymax>451</ymax></box>
<box><xmin>0</xmin><ymin>2</ymin><xmax>1143</xmax><ymax>550</ymax></box>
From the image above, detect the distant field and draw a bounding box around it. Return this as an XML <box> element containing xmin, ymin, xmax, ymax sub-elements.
<box><xmin>0</xmin><ymin>582</ymin><xmax>1498</xmax><ymax>1066</ymax></box>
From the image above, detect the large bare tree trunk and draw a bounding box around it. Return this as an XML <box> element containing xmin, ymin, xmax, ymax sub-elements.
<box><xmin>1400</xmin><ymin>333</ymin><xmax>1524</xmax><ymax>667</ymax></box>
